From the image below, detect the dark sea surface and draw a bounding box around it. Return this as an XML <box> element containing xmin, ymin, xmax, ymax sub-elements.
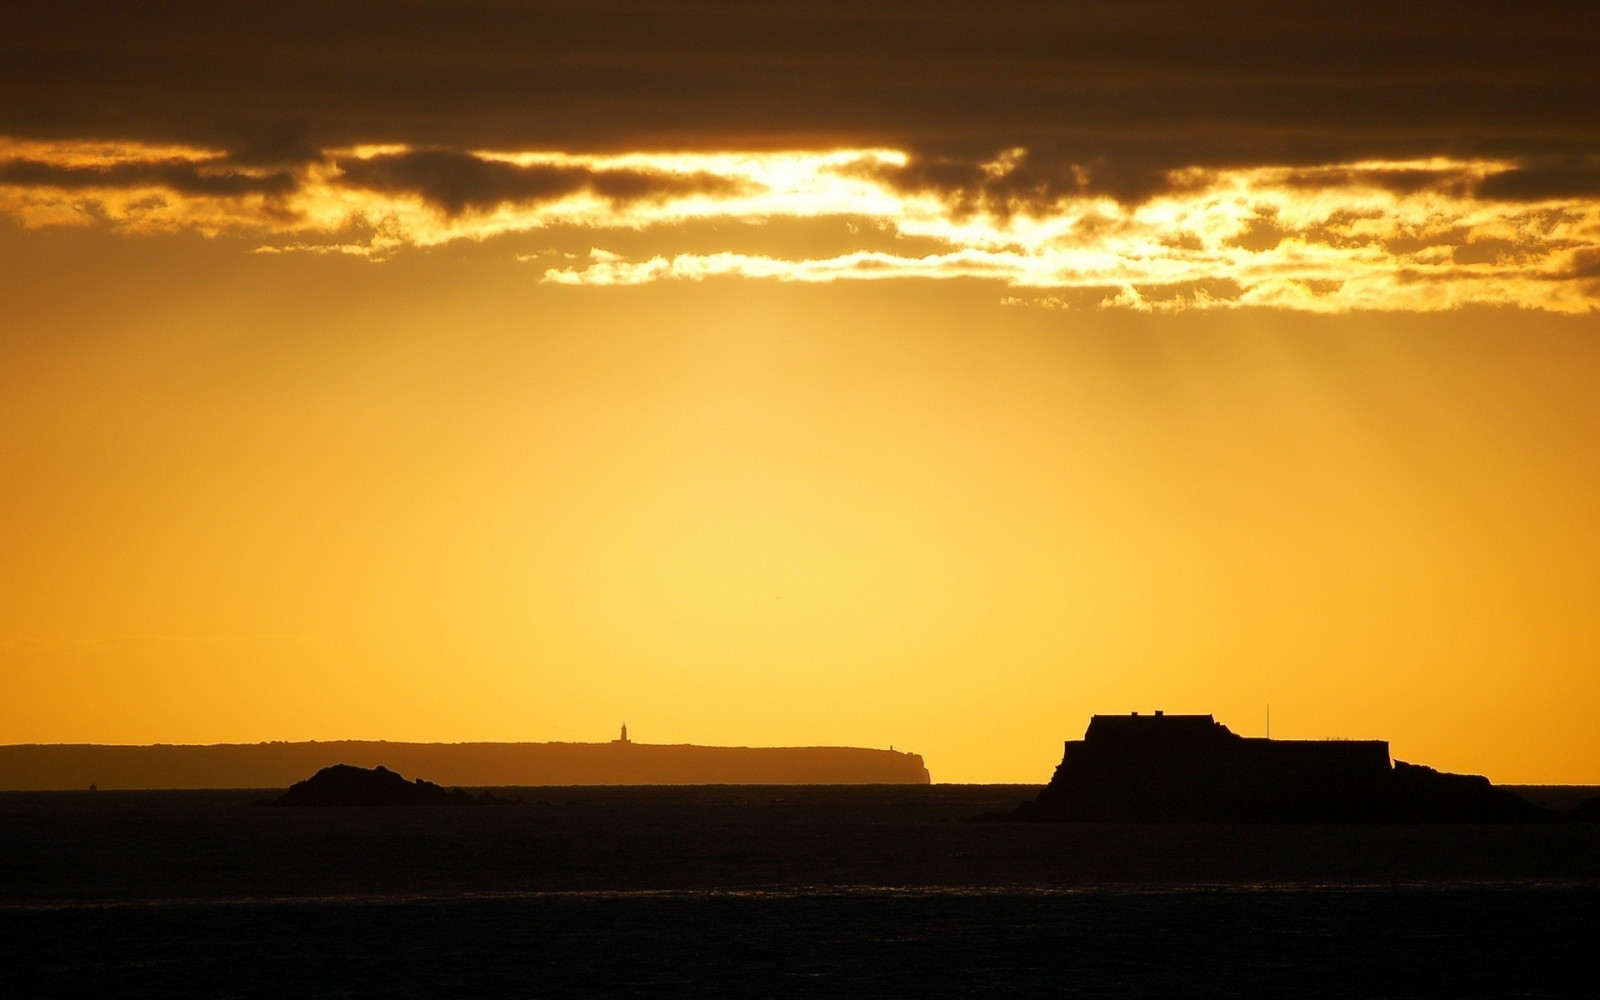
<box><xmin>4</xmin><ymin>785</ymin><xmax>1596</xmax><ymax>998</ymax></box>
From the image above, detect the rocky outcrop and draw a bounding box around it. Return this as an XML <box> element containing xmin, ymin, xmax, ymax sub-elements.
<box><xmin>1003</xmin><ymin>713</ymin><xmax>1550</xmax><ymax>824</ymax></box>
<box><xmin>267</xmin><ymin>764</ymin><xmax>518</xmax><ymax>806</ymax></box>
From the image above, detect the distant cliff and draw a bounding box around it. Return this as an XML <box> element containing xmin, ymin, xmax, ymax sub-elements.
<box><xmin>0</xmin><ymin>740</ymin><xmax>932</xmax><ymax>789</ymax></box>
<box><xmin>1007</xmin><ymin>712</ymin><xmax>1546</xmax><ymax>824</ymax></box>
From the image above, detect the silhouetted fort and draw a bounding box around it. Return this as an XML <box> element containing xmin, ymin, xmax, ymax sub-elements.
<box><xmin>0</xmin><ymin>731</ymin><xmax>931</xmax><ymax>789</ymax></box>
<box><xmin>1013</xmin><ymin>712</ymin><xmax>1545</xmax><ymax>823</ymax></box>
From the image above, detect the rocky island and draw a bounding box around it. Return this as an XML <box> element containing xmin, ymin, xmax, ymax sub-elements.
<box><xmin>1005</xmin><ymin>712</ymin><xmax>1549</xmax><ymax>823</ymax></box>
<box><xmin>268</xmin><ymin>764</ymin><xmax>519</xmax><ymax>806</ymax></box>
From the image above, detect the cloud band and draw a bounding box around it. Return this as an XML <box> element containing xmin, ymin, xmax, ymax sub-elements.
<box><xmin>3</xmin><ymin>139</ymin><xmax>1596</xmax><ymax>313</ymax></box>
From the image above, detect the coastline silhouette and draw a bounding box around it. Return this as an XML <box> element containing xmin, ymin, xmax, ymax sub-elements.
<box><xmin>999</xmin><ymin>712</ymin><xmax>1553</xmax><ymax>823</ymax></box>
<box><xmin>0</xmin><ymin>735</ymin><xmax>931</xmax><ymax>789</ymax></box>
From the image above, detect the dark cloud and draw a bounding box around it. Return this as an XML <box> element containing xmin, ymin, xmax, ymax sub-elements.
<box><xmin>838</xmin><ymin>155</ymin><xmax>1074</xmax><ymax>216</ymax></box>
<box><xmin>223</xmin><ymin>125</ymin><xmax>325</xmax><ymax>168</ymax></box>
<box><xmin>3</xmin><ymin>2</ymin><xmax>1597</xmax><ymax>203</ymax></box>
<box><xmin>0</xmin><ymin>144</ymin><xmax>745</xmax><ymax>216</ymax></box>
<box><xmin>1276</xmin><ymin>160</ymin><xmax>1600</xmax><ymax>203</ymax></box>
<box><xmin>1474</xmin><ymin>158</ymin><xmax>1600</xmax><ymax>201</ymax></box>
<box><xmin>333</xmin><ymin>150</ymin><xmax>745</xmax><ymax>214</ymax></box>
<box><xmin>1281</xmin><ymin>167</ymin><xmax>1480</xmax><ymax>198</ymax></box>
<box><xmin>844</xmin><ymin>152</ymin><xmax>1174</xmax><ymax>212</ymax></box>
<box><xmin>586</xmin><ymin>168</ymin><xmax>743</xmax><ymax>203</ymax></box>
<box><xmin>0</xmin><ymin>158</ymin><xmax>296</xmax><ymax>197</ymax></box>
<box><xmin>1227</xmin><ymin>215</ymin><xmax>1291</xmax><ymax>253</ymax></box>
<box><xmin>1559</xmin><ymin>247</ymin><xmax>1600</xmax><ymax>280</ymax></box>
<box><xmin>335</xmin><ymin>152</ymin><xmax>586</xmax><ymax>213</ymax></box>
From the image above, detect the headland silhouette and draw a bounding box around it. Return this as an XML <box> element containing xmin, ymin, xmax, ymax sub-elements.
<box><xmin>0</xmin><ymin>731</ymin><xmax>931</xmax><ymax>789</ymax></box>
<box><xmin>1002</xmin><ymin>711</ymin><xmax>1552</xmax><ymax>823</ymax></box>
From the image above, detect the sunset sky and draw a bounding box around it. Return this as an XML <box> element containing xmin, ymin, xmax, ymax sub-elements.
<box><xmin>4</xmin><ymin>2</ymin><xmax>1598</xmax><ymax>782</ymax></box>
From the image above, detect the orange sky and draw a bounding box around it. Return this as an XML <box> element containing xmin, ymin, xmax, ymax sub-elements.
<box><xmin>3</xmin><ymin>3</ymin><xmax>1598</xmax><ymax>783</ymax></box>
<box><xmin>4</xmin><ymin>214</ymin><xmax>1597</xmax><ymax>782</ymax></box>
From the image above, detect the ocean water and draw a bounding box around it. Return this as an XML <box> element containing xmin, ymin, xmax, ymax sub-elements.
<box><xmin>4</xmin><ymin>785</ymin><xmax>1596</xmax><ymax>998</ymax></box>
